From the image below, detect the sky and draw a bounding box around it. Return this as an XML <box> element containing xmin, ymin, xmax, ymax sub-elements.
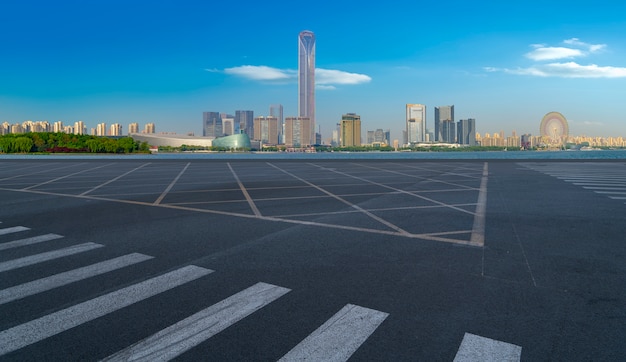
<box><xmin>2</xmin><ymin>0</ymin><xmax>626</xmax><ymax>141</ymax></box>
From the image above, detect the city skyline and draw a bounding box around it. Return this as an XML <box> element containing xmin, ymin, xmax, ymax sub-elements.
<box><xmin>1</xmin><ymin>1</ymin><xmax>626</xmax><ymax>140</ymax></box>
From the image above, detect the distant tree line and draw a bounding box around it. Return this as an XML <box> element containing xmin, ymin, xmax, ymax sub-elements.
<box><xmin>0</xmin><ymin>133</ymin><xmax>150</xmax><ymax>154</ymax></box>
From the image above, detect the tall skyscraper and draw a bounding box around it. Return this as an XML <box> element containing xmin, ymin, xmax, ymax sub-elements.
<box><xmin>298</xmin><ymin>30</ymin><xmax>315</xmax><ymax>145</ymax></box>
<box><xmin>253</xmin><ymin>116</ymin><xmax>279</xmax><ymax>145</ymax></box>
<box><xmin>128</xmin><ymin>122</ymin><xmax>139</xmax><ymax>134</ymax></box>
<box><xmin>235</xmin><ymin>110</ymin><xmax>254</xmax><ymax>136</ymax></box>
<box><xmin>203</xmin><ymin>112</ymin><xmax>221</xmax><ymax>137</ymax></box>
<box><xmin>284</xmin><ymin>116</ymin><xmax>312</xmax><ymax>147</ymax></box>
<box><xmin>457</xmin><ymin>118</ymin><xmax>477</xmax><ymax>145</ymax></box>
<box><xmin>406</xmin><ymin>104</ymin><xmax>426</xmax><ymax>144</ymax></box>
<box><xmin>340</xmin><ymin>113</ymin><xmax>361</xmax><ymax>147</ymax></box>
<box><xmin>269</xmin><ymin>104</ymin><xmax>284</xmax><ymax>143</ymax></box>
<box><xmin>434</xmin><ymin>105</ymin><xmax>455</xmax><ymax>142</ymax></box>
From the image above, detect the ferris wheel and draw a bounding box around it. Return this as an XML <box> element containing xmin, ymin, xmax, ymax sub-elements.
<box><xmin>540</xmin><ymin>112</ymin><xmax>569</xmax><ymax>146</ymax></box>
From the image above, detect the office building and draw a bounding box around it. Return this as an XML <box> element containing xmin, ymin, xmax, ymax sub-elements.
<box><xmin>340</xmin><ymin>113</ymin><xmax>361</xmax><ymax>147</ymax></box>
<box><xmin>406</xmin><ymin>104</ymin><xmax>426</xmax><ymax>144</ymax></box>
<box><xmin>457</xmin><ymin>118</ymin><xmax>477</xmax><ymax>145</ymax></box>
<box><xmin>269</xmin><ymin>104</ymin><xmax>284</xmax><ymax>143</ymax></box>
<box><xmin>434</xmin><ymin>105</ymin><xmax>455</xmax><ymax>143</ymax></box>
<box><xmin>203</xmin><ymin>112</ymin><xmax>221</xmax><ymax>138</ymax></box>
<box><xmin>284</xmin><ymin>116</ymin><xmax>312</xmax><ymax>147</ymax></box>
<box><xmin>236</xmin><ymin>110</ymin><xmax>254</xmax><ymax>136</ymax></box>
<box><xmin>298</xmin><ymin>30</ymin><xmax>315</xmax><ymax>145</ymax></box>
<box><xmin>253</xmin><ymin>116</ymin><xmax>279</xmax><ymax>145</ymax></box>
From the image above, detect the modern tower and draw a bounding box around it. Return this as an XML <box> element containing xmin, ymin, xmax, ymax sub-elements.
<box><xmin>203</xmin><ymin>112</ymin><xmax>221</xmax><ymax>138</ymax></box>
<box><xmin>298</xmin><ymin>30</ymin><xmax>315</xmax><ymax>145</ymax></box>
<box><xmin>457</xmin><ymin>118</ymin><xmax>477</xmax><ymax>145</ymax></box>
<box><xmin>269</xmin><ymin>104</ymin><xmax>284</xmax><ymax>143</ymax></box>
<box><xmin>235</xmin><ymin>110</ymin><xmax>254</xmax><ymax>136</ymax></box>
<box><xmin>406</xmin><ymin>104</ymin><xmax>426</xmax><ymax>144</ymax></box>
<box><xmin>434</xmin><ymin>105</ymin><xmax>455</xmax><ymax>143</ymax></box>
<box><xmin>340</xmin><ymin>113</ymin><xmax>361</xmax><ymax>147</ymax></box>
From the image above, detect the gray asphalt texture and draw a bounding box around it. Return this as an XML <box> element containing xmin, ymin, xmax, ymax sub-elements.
<box><xmin>0</xmin><ymin>159</ymin><xmax>624</xmax><ymax>361</ymax></box>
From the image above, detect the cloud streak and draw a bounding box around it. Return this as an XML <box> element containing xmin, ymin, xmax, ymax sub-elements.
<box><xmin>214</xmin><ymin>65</ymin><xmax>371</xmax><ymax>88</ymax></box>
<box><xmin>487</xmin><ymin>38</ymin><xmax>624</xmax><ymax>78</ymax></box>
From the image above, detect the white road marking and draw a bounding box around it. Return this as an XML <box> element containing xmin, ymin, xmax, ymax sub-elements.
<box><xmin>103</xmin><ymin>282</ymin><xmax>289</xmax><ymax>362</ymax></box>
<box><xmin>154</xmin><ymin>162</ymin><xmax>190</xmax><ymax>205</ymax></box>
<box><xmin>0</xmin><ymin>242</ymin><xmax>104</xmax><ymax>273</ymax></box>
<box><xmin>453</xmin><ymin>333</ymin><xmax>521</xmax><ymax>362</ymax></box>
<box><xmin>227</xmin><ymin>162</ymin><xmax>261</xmax><ymax>217</ymax></box>
<box><xmin>470</xmin><ymin>162</ymin><xmax>488</xmax><ymax>247</ymax></box>
<box><xmin>279</xmin><ymin>304</ymin><xmax>388</xmax><ymax>362</ymax></box>
<box><xmin>0</xmin><ymin>226</ymin><xmax>29</xmax><ymax>236</ymax></box>
<box><xmin>0</xmin><ymin>233</ymin><xmax>64</xmax><ymax>251</ymax></box>
<box><xmin>22</xmin><ymin>163</ymin><xmax>114</xmax><ymax>190</ymax></box>
<box><xmin>0</xmin><ymin>253</ymin><xmax>153</xmax><ymax>305</ymax></box>
<box><xmin>0</xmin><ymin>265</ymin><xmax>213</xmax><ymax>356</ymax></box>
<box><xmin>80</xmin><ymin>163</ymin><xmax>151</xmax><ymax>196</ymax></box>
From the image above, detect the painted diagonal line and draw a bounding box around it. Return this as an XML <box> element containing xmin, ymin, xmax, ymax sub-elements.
<box><xmin>279</xmin><ymin>304</ymin><xmax>388</xmax><ymax>362</ymax></box>
<box><xmin>269</xmin><ymin>163</ymin><xmax>410</xmax><ymax>235</ymax></box>
<box><xmin>0</xmin><ymin>163</ymin><xmax>85</xmax><ymax>182</ymax></box>
<box><xmin>80</xmin><ymin>163</ymin><xmax>151</xmax><ymax>196</ymax></box>
<box><xmin>0</xmin><ymin>226</ymin><xmax>30</xmax><ymax>236</ymax></box>
<box><xmin>469</xmin><ymin>162</ymin><xmax>488</xmax><ymax>247</ymax></box>
<box><xmin>103</xmin><ymin>282</ymin><xmax>290</xmax><ymax>362</ymax></box>
<box><xmin>0</xmin><ymin>253</ymin><xmax>154</xmax><ymax>305</ymax></box>
<box><xmin>453</xmin><ymin>333</ymin><xmax>521</xmax><ymax>362</ymax></box>
<box><xmin>154</xmin><ymin>162</ymin><xmax>190</xmax><ymax>205</ymax></box>
<box><xmin>22</xmin><ymin>163</ymin><xmax>114</xmax><ymax>190</ymax></box>
<box><xmin>0</xmin><ymin>242</ymin><xmax>103</xmax><ymax>273</ymax></box>
<box><xmin>0</xmin><ymin>265</ymin><xmax>213</xmax><ymax>356</ymax></box>
<box><xmin>0</xmin><ymin>233</ymin><xmax>64</xmax><ymax>251</ymax></box>
<box><xmin>228</xmin><ymin>162</ymin><xmax>261</xmax><ymax>217</ymax></box>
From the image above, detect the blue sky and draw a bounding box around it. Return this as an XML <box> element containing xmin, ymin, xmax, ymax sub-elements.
<box><xmin>2</xmin><ymin>0</ymin><xmax>625</xmax><ymax>141</ymax></box>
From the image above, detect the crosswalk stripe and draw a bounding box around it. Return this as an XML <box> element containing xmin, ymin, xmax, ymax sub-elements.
<box><xmin>0</xmin><ymin>242</ymin><xmax>104</xmax><ymax>273</ymax></box>
<box><xmin>0</xmin><ymin>226</ymin><xmax>29</xmax><ymax>236</ymax></box>
<box><xmin>103</xmin><ymin>282</ymin><xmax>290</xmax><ymax>362</ymax></box>
<box><xmin>0</xmin><ymin>253</ymin><xmax>154</xmax><ymax>305</ymax></box>
<box><xmin>0</xmin><ymin>265</ymin><xmax>213</xmax><ymax>356</ymax></box>
<box><xmin>0</xmin><ymin>233</ymin><xmax>64</xmax><ymax>251</ymax></box>
<box><xmin>278</xmin><ymin>304</ymin><xmax>388</xmax><ymax>362</ymax></box>
<box><xmin>453</xmin><ymin>333</ymin><xmax>521</xmax><ymax>362</ymax></box>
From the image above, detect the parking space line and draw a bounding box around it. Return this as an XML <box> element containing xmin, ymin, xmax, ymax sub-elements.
<box><xmin>470</xmin><ymin>162</ymin><xmax>488</xmax><ymax>247</ymax></box>
<box><xmin>0</xmin><ymin>233</ymin><xmax>64</xmax><ymax>251</ymax></box>
<box><xmin>0</xmin><ymin>253</ymin><xmax>153</xmax><ymax>305</ymax></box>
<box><xmin>0</xmin><ymin>265</ymin><xmax>212</xmax><ymax>356</ymax></box>
<box><xmin>79</xmin><ymin>163</ymin><xmax>151</xmax><ymax>196</ymax></box>
<box><xmin>103</xmin><ymin>282</ymin><xmax>289</xmax><ymax>361</ymax></box>
<box><xmin>228</xmin><ymin>163</ymin><xmax>261</xmax><ymax>217</ymax></box>
<box><xmin>0</xmin><ymin>226</ymin><xmax>30</xmax><ymax>236</ymax></box>
<box><xmin>154</xmin><ymin>162</ymin><xmax>190</xmax><ymax>205</ymax></box>
<box><xmin>22</xmin><ymin>163</ymin><xmax>114</xmax><ymax>190</ymax></box>
<box><xmin>268</xmin><ymin>162</ymin><xmax>411</xmax><ymax>235</ymax></box>
<box><xmin>0</xmin><ymin>163</ymin><xmax>85</xmax><ymax>182</ymax></box>
<box><xmin>358</xmin><ymin>162</ymin><xmax>480</xmax><ymax>190</ymax></box>
<box><xmin>279</xmin><ymin>304</ymin><xmax>388</xmax><ymax>362</ymax></box>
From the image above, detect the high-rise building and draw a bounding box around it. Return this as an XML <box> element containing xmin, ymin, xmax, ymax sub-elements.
<box><xmin>284</xmin><ymin>116</ymin><xmax>312</xmax><ymax>147</ymax></box>
<box><xmin>457</xmin><ymin>118</ymin><xmax>476</xmax><ymax>145</ymax></box>
<box><xmin>253</xmin><ymin>116</ymin><xmax>279</xmax><ymax>145</ymax></box>
<box><xmin>406</xmin><ymin>104</ymin><xmax>426</xmax><ymax>144</ymax></box>
<box><xmin>298</xmin><ymin>30</ymin><xmax>315</xmax><ymax>145</ymax></box>
<box><xmin>269</xmin><ymin>104</ymin><xmax>283</xmax><ymax>143</ymax></box>
<box><xmin>128</xmin><ymin>122</ymin><xmax>139</xmax><ymax>134</ymax></box>
<box><xmin>203</xmin><ymin>112</ymin><xmax>221</xmax><ymax>138</ymax></box>
<box><xmin>110</xmin><ymin>123</ymin><xmax>122</xmax><ymax>136</ymax></box>
<box><xmin>74</xmin><ymin>121</ymin><xmax>85</xmax><ymax>135</ymax></box>
<box><xmin>434</xmin><ymin>105</ymin><xmax>455</xmax><ymax>143</ymax></box>
<box><xmin>53</xmin><ymin>121</ymin><xmax>64</xmax><ymax>133</ymax></box>
<box><xmin>340</xmin><ymin>113</ymin><xmax>361</xmax><ymax>147</ymax></box>
<box><xmin>96</xmin><ymin>123</ymin><xmax>107</xmax><ymax>136</ymax></box>
<box><xmin>235</xmin><ymin>110</ymin><xmax>254</xmax><ymax>136</ymax></box>
<box><xmin>144</xmin><ymin>123</ymin><xmax>155</xmax><ymax>134</ymax></box>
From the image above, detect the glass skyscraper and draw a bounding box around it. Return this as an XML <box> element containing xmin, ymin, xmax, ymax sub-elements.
<box><xmin>406</xmin><ymin>104</ymin><xmax>426</xmax><ymax>144</ymax></box>
<box><xmin>434</xmin><ymin>105</ymin><xmax>455</xmax><ymax>143</ymax></box>
<box><xmin>298</xmin><ymin>30</ymin><xmax>315</xmax><ymax>145</ymax></box>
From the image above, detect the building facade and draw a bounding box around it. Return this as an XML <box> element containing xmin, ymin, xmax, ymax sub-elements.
<box><xmin>284</xmin><ymin>116</ymin><xmax>312</xmax><ymax>147</ymax></box>
<box><xmin>434</xmin><ymin>105</ymin><xmax>455</xmax><ymax>143</ymax></box>
<box><xmin>235</xmin><ymin>110</ymin><xmax>254</xmax><ymax>136</ymax></box>
<box><xmin>203</xmin><ymin>112</ymin><xmax>221</xmax><ymax>138</ymax></box>
<box><xmin>298</xmin><ymin>30</ymin><xmax>315</xmax><ymax>145</ymax></box>
<box><xmin>457</xmin><ymin>118</ymin><xmax>477</xmax><ymax>145</ymax></box>
<box><xmin>253</xmin><ymin>116</ymin><xmax>279</xmax><ymax>145</ymax></box>
<box><xmin>340</xmin><ymin>113</ymin><xmax>361</xmax><ymax>147</ymax></box>
<box><xmin>406</xmin><ymin>104</ymin><xmax>426</xmax><ymax>144</ymax></box>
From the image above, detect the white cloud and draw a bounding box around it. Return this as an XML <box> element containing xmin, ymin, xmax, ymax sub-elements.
<box><xmin>525</xmin><ymin>46</ymin><xmax>583</xmax><ymax>61</ymax></box>
<box><xmin>316</xmin><ymin>68</ymin><xmax>372</xmax><ymax>85</ymax></box>
<box><xmin>316</xmin><ymin>85</ymin><xmax>337</xmax><ymax>90</ymax></box>
<box><xmin>494</xmin><ymin>62</ymin><xmax>626</xmax><ymax>78</ymax></box>
<box><xmin>223</xmin><ymin>65</ymin><xmax>296</xmax><ymax>81</ymax></box>
<box><xmin>563</xmin><ymin>38</ymin><xmax>606</xmax><ymax>53</ymax></box>
<box><xmin>220</xmin><ymin>65</ymin><xmax>371</xmax><ymax>87</ymax></box>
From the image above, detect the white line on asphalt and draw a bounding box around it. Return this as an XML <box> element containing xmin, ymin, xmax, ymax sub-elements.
<box><xmin>80</xmin><ymin>163</ymin><xmax>151</xmax><ymax>196</ymax></box>
<box><xmin>103</xmin><ymin>282</ymin><xmax>289</xmax><ymax>362</ymax></box>
<box><xmin>154</xmin><ymin>162</ymin><xmax>190</xmax><ymax>205</ymax></box>
<box><xmin>0</xmin><ymin>242</ymin><xmax>104</xmax><ymax>273</ymax></box>
<box><xmin>470</xmin><ymin>162</ymin><xmax>488</xmax><ymax>247</ymax></box>
<box><xmin>0</xmin><ymin>226</ymin><xmax>30</xmax><ymax>236</ymax></box>
<box><xmin>279</xmin><ymin>304</ymin><xmax>388</xmax><ymax>362</ymax></box>
<box><xmin>453</xmin><ymin>333</ymin><xmax>521</xmax><ymax>362</ymax></box>
<box><xmin>269</xmin><ymin>163</ymin><xmax>410</xmax><ymax>235</ymax></box>
<box><xmin>0</xmin><ymin>233</ymin><xmax>64</xmax><ymax>251</ymax></box>
<box><xmin>0</xmin><ymin>253</ymin><xmax>153</xmax><ymax>305</ymax></box>
<box><xmin>0</xmin><ymin>265</ymin><xmax>213</xmax><ymax>356</ymax></box>
<box><xmin>0</xmin><ymin>163</ymin><xmax>86</xmax><ymax>182</ymax></box>
<box><xmin>228</xmin><ymin>162</ymin><xmax>262</xmax><ymax>217</ymax></box>
<box><xmin>22</xmin><ymin>163</ymin><xmax>115</xmax><ymax>190</ymax></box>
